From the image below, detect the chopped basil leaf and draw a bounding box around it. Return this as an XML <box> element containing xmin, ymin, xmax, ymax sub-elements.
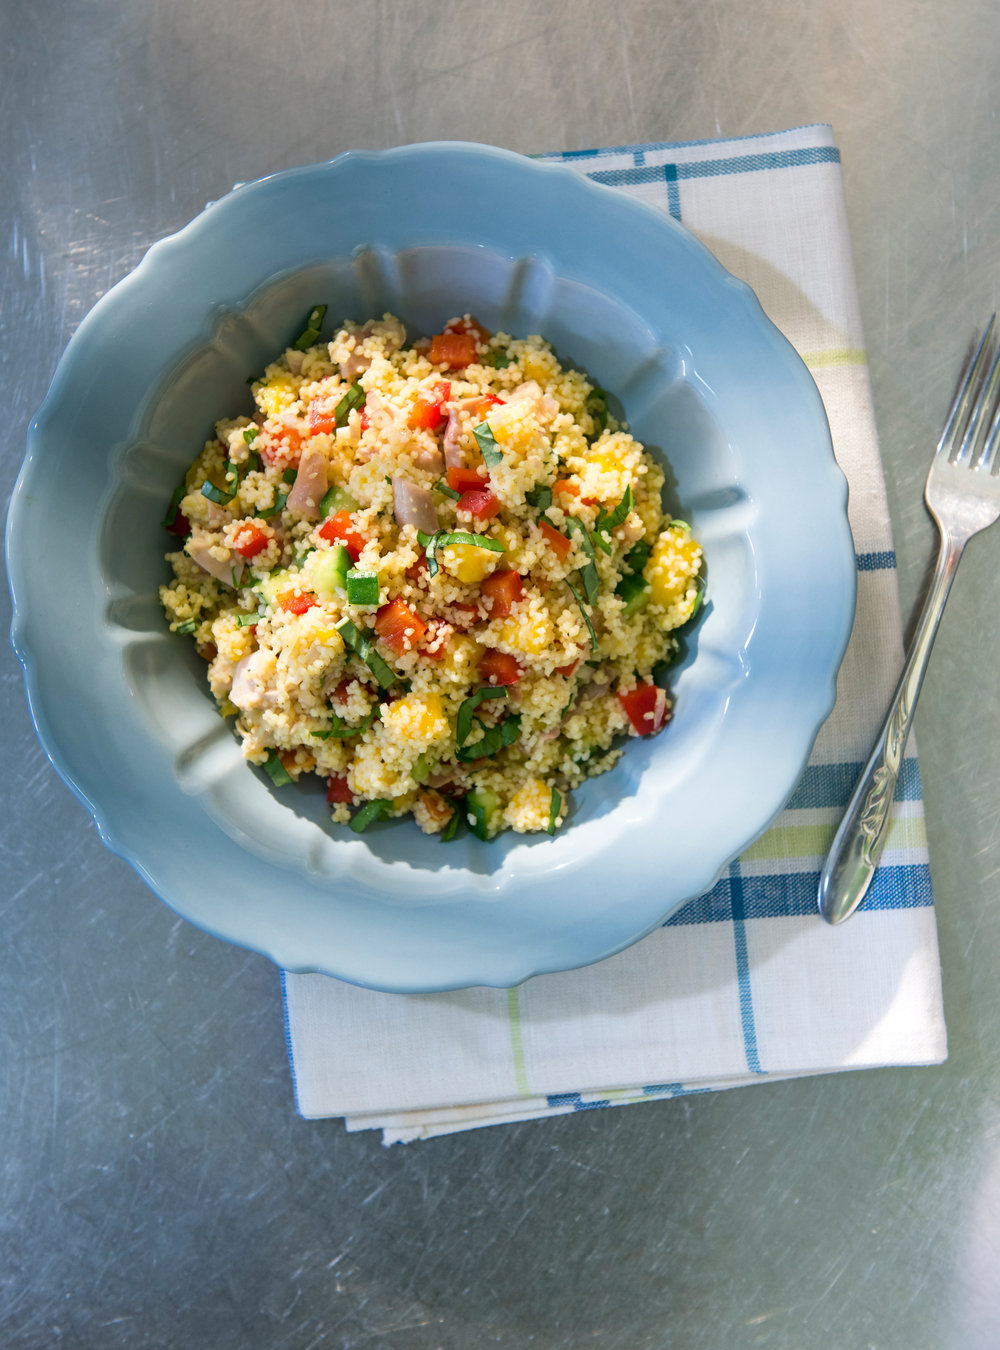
<box><xmin>616</xmin><ymin>569</ymin><xmax>649</xmax><ymax>614</ymax></box>
<box><xmin>454</xmin><ymin>714</ymin><xmax>520</xmax><ymax>763</ymax></box>
<box><xmin>438</xmin><ymin>530</ymin><xmax>504</xmax><ymax>552</ymax></box>
<box><xmin>547</xmin><ymin>787</ymin><xmax>562</xmax><ymax>835</ymax></box>
<box><xmin>312</xmin><ymin>707</ymin><xmax>379</xmax><ymax>740</ymax></box>
<box><xmin>336</xmin><ymin>617</ymin><xmax>399</xmax><ymax>689</ymax></box>
<box><xmin>243</xmin><ymin>426</ymin><xmax>259</xmax><ymax>445</ymax></box>
<box><xmin>262</xmin><ymin>751</ymin><xmax>292</xmax><ymax>787</ymax></box>
<box><xmin>435</xmin><ymin>478</ymin><xmax>461</xmax><ymax>501</ymax></box>
<box><xmin>333</xmin><ymin>383</ymin><xmax>365</xmax><ymax>428</ymax></box>
<box><xmin>455</xmin><ymin>687</ymin><xmax>519</xmax><ymax>763</ymax></box>
<box><xmin>465</xmin><ymin>794</ymin><xmax>489</xmax><ymax>841</ymax></box>
<box><xmin>282</xmin><ymin>467</ymin><xmax>298</xmax><ymax>484</ymax></box>
<box><xmin>489</xmin><ymin>349</ymin><xmax>513</xmax><ymax>369</ymax></box>
<box><xmin>473</xmin><ymin>421</ymin><xmax>504</xmax><ymax>467</ymax></box>
<box><xmin>292</xmin><ymin>303</ymin><xmax>327</xmax><ymax>352</ymax></box>
<box><xmin>455</xmin><ymin>686</ymin><xmax>509</xmax><ymax>746</ymax></box>
<box><xmin>566</xmin><ymin>579</ymin><xmax>598</xmax><ymax>651</ymax></box>
<box><xmin>623</xmin><ymin>538</ymin><xmax>651</xmax><ymax>574</ymax></box>
<box><xmin>564</xmin><ymin>517</ymin><xmax>600</xmax><ymax>606</ymax></box>
<box><xmin>258</xmin><ymin>491</ymin><xmax>288</xmax><ymax>519</ymax></box>
<box><xmin>416</xmin><ymin>528</ymin><xmax>440</xmax><ymax>577</ymax></box>
<box><xmin>585</xmin><ymin>387</ymin><xmax>608</xmax><ymax>436</ymax></box>
<box><xmin>525</xmin><ymin>483</ymin><xmax>553</xmax><ymax>512</ymax></box>
<box><xmin>594</xmin><ymin>485</ymin><xmax>633</xmax><ymax>552</ymax></box>
<box><xmin>162</xmin><ymin>481</ymin><xmax>187</xmax><ymax>528</ymax></box>
<box><xmin>349</xmin><ymin>798</ymin><xmax>392</xmax><ymax>833</ymax></box>
<box><xmin>175</xmin><ymin>618</ymin><xmax>197</xmax><ymax>635</ymax></box>
<box><xmin>246</xmin><ymin>449</ymin><xmax>261</xmax><ymax>473</ymax></box>
<box><xmin>246</xmin><ymin>373</ymin><xmax>262</xmax><ymax>386</ymax></box>
<box><xmin>201</xmin><ymin>479</ymin><xmax>235</xmax><ymax>506</ymax></box>
<box><xmin>441</xmin><ymin>805</ymin><xmax>462</xmax><ymax>842</ymax></box>
<box><xmin>346</xmin><ymin>568</ymin><xmax>380</xmax><ymax>606</ymax></box>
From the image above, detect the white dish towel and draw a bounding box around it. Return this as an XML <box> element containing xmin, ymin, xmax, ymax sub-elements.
<box><xmin>283</xmin><ymin>124</ymin><xmax>947</xmax><ymax>1144</ymax></box>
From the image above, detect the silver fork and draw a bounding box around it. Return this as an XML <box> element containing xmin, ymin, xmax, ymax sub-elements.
<box><xmin>819</xmin><ymin>317</ymin><xmax>1000</xmax><ymax>924</ymax></box>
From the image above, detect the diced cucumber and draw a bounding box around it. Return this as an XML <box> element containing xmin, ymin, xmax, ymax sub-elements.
<box><xmin>307</xmin><ymin>545</ymin><xmax>351</xmax><ymax>599</ymax></box>
<box><xmin>346</xmin><ymin>568</ymin><xmax>380</xmax><ymax>606</ymax></box>
<box><xmin>465</xmin><ymin>787</ymin><xmax>501</xmax><ymax>841</ymax></box>
<box><xmin>320</xmin><ymin>484</ymin><xmax>360</xmax><ymax>516</ymax></box>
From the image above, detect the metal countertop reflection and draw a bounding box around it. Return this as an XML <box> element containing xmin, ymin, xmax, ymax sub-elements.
<box><xmin>2</xmin><ymin>2</ymin><xmax>999</xmax><ymax>1347</ymax></box>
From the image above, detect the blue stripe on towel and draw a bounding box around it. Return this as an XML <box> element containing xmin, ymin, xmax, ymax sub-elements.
<box><xmin>667</xmin><ymin>862</ymin><xmax>933</xmax><ymax>926</ymax></box>
<box><xmin>587</xmin><ymin>145</ymin><xmax>840</xmax><ymax>192</ymax></box>
<box><xmin>728</xmin><ymin>862</ymin><xmax>764</xmax><ymax>1073</ymax></box>
<box><xmin>857</xmin><ymin>550</ymin><xmax>897</xmax><ymax>571</ymax></box>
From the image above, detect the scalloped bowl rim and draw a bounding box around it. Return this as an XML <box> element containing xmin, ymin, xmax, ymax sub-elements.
<box><xmin>6</xmin><ymin>142</ymin><xmax>856</xmax><ymax>991</ymax></box>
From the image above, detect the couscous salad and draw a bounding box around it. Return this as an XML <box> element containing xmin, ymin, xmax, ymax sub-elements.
<box><xmin>160</xmin><ymin>309</ymin><xmax>704</xmax><ymax>839</ymax></box>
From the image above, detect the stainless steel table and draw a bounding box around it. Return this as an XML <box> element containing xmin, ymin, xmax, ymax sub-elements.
<box><xmin>4</xmin><ymin>3</ymin><xmax>999</xmax><ymax>1346</ymax></box>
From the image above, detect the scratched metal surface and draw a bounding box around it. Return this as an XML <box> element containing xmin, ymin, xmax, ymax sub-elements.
<box><xmin>3</xmin><ymin>1</ymin><xmax>999</xmax><ymax>1346</ymax></box>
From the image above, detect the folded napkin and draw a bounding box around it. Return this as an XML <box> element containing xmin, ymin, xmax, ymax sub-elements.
<box><xmin>283</xmin><ymin>124</ymin><xmax>947</xmax><ymax>1144</ymax></box>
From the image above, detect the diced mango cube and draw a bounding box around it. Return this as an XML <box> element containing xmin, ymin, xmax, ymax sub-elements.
<box><xmin>504</xmin><ymin>777</ymin><xmax>558</xmax><ymax>833</ymax></box>
<box><xmin>381</xmin><ymin>691</ymin><xmax>449</xmax><ymax>746</ymax></box>
<box><xmin>590</xmin><ymin>445</ymin><xmax>625</xmax><ymax>474</ymax></box>
<box><xmin>441</xmin><ymin>541</ymin><xmax>499</xmax><ymax>584</ymax></box>
<box><xmin>497</xmin><ymin>611</ymin><xmax>553</xmax><ymax>655</ymax></box>
<box><xmin>645</xmin><ymin>527</ymin><xmax>703</xmax><ymax>610</ymax></box>
<box><xmin>255</xmin><ymin>377</ymin><xmax>297</xmax><ymax>416</ymax></box>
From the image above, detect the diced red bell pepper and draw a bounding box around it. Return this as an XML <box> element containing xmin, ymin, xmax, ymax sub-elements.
<box><xmin>419</xmin><ymin>618</ymin><xmax>450</xmax><ymax>659</ymax></box>
<box><xmin>446</xmin><ymin>465</ymin><xmax>488</xmax><ymax>493</ymax></box>
<box><xmin>554</xmin><ymin>659</ymin><xmax>580</xmax><ymax>678</ymax></box>
<box><xmin>456</xmin><ymin>488</ymin><xmax>501</xmax><ymax>521</ymax></box>
<box><xmin>277</xmin><ymin>589</ymin><xmax>317</xmax><ymax>616</ymax></box>
<box><xmin>538</xmin><ymin>518</ymin><xmax>571</xmax><ymax>560</ymax></box>
<box><xmin>260</xmin><ymin>422</ymin><xmax>303</xmax><ymax>467</ymax></box>
<box><xmin>408</xmin><ymin>380</ymin><xmax>451</xmax><ymax>430</ymax></box>
<box><xmin>480</xmin><ymin>569</ymin><xmax>523</xmax><ymax>618</ymax></box>
<box><xmin>617</xmin><ymin>683</ymin><xmax>669</xmax><ymax>736</ymax></box>
<box><xmin>479</xmin><ymin>649</ymin><xmax>522</xmax><ymax>686</ymax></box>
<box><xmin>308</xmin><ymin>397</ymin><xmax>337</xmax><ymax>436</ymax></box>
<box><xmin>429</xmin><ymin>332</ymin><xmax>478</xmax><ymax>369</ymax></box>
<box><xmin>444</xmin><ymin>601</ymin><xmax>481</xmax><ymax>630</ymax></box>
<box><xmin>166</xmin><ymin>511</ymin><xmax>190</xmax><ymax>538</ymax></box>
<box><xmin>554</xmin><ymin>478</ymin><xmax>597</xmax><ymax>506</ymax></box>
<box><xmin>374</xmin><ymin>597</ymin><xmax>428</xmax><ymax>655</ymax></box>
<box><xmin>444</xmin><ymin>316</ymin><xmax>492</xmax><ymax>344</ymax></box>
<box><xmin>326</xmin><ymin>773</ymin><xmax>355</xmax><ymax>804</ymax></box>
<box><xmin>318</xmin><ymin>510</ymin><xmax>366</xmax><ymax>561</ymax></box>
<box><xmin>232</xmin><ymin>520</ymin><xmax>270</xmax><ymax>559</ymax></box>
<box><xmin>405</xmin><ymin>556</ymin><xmax>429</xmax><ymax>584</ymax></box>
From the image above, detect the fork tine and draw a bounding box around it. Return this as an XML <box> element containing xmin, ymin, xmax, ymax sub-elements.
<box><xmin>940</xmin><ymin>314</ymin><xmax>996</xmax><ymax>461</ymax></box>
<box><xmin>968</xmin><ymin>344</ymin><xmax>1000</xmax><ymax>470</ymax></box>
<box><xmin>982</xmin><ymin>391</ymin><xmax>1000</xmax><ymax>477</ymax></box>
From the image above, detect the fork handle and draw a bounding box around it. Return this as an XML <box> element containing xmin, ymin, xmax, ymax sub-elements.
<box><xmin>818</xmin><ymin>533</ymin><xmax>965</xmax><ymax>924</ymax></box>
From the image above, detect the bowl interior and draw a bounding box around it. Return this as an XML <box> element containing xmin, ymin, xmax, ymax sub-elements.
<box><xmin>109</xmin><ymin>244</ymin><xmax>741</xmax><ymax>882</ymax></box>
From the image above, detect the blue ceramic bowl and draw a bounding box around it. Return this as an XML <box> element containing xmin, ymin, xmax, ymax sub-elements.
<box><xmin>6</xmin><ymin>143</ymin><xmax>855</xmax><ymax>992</ymax></box>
